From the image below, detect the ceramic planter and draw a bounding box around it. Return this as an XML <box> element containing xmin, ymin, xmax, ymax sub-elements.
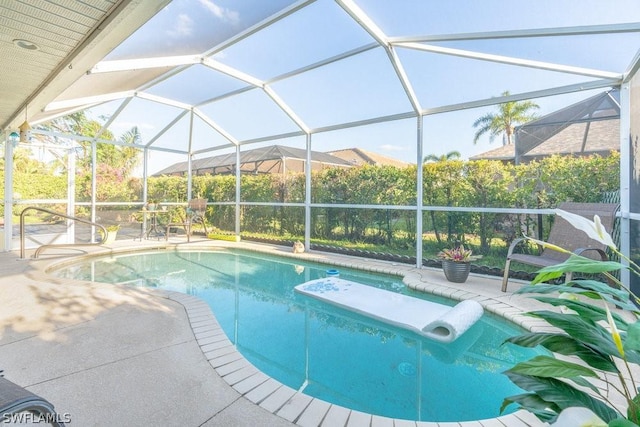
<box><xmin>441</xmin><ymin>260</ymin><xmax>471</xmax><ymax>283</ymax></box>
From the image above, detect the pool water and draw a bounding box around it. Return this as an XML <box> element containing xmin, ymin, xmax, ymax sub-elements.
<box><xmin>51</xmin><ymin>249</ymin><xmax>541</xmax><ymax>422</ymax></box>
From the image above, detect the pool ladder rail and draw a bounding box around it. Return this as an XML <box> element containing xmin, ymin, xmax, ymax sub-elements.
<box><xmin>19</xmin><ymin>206</ymin><xmax>109</xmax><ymax>259</ymax></box>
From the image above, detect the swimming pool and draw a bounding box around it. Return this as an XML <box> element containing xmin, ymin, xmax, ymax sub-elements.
<box><xmin>51</xmin><ymin>249</ymin><xmax>541</xmax><ymax>422</ymax></box>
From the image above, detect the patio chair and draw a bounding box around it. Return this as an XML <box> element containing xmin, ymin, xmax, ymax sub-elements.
<box><xmin>166</xmin><ymin>198</ymin><xmax>208</xmax><ymax>242</ymax></box>
<box><xmin>0</xmin><ymin>376</ymin><xmax>65</xmax><ymax>426</ymax></box>
<box><xmin>501</xmin><ymin>202</ymin><xmax>619</xmax><ymax>292</ymax></box>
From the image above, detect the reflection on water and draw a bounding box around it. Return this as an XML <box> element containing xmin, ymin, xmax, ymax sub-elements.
<box><xmin>52</xmin><ymin>249</ymin><xmax>542</xmax><ymax>422</ymax></box>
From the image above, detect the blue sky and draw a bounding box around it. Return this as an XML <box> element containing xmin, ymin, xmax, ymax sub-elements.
<box><xmin>85</xmin><ymin>0</ymin><xmax>640</xmax><ymax>172</ymax></box>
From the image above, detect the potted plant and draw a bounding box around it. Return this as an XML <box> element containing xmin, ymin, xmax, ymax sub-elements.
<box><xmin>102</xmin><ymin>225</ymin><xmax>120</xmax><ymax>244</ymax></box>
<box><xmin>437</xmin><ymin>244</ymin><xmax>481</xmax><ymax>283</ymax></box>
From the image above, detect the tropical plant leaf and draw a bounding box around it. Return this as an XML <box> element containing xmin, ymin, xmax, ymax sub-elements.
<box><xmin>526</xmin><ymin>311</ymin><xmax>640</xmax><ymax>364</ymax></box>
<box><xmin>532</xmin><ymin>270</ymin><xmax>564</xmax><ymax>284</ymax></box>
<box><xmin>506</xmin><ymin>355</ymin><xmax>598</xmax><ymax>378</ymax></box>
<box><xmin>516</xmin><ymin>281</ymin><xmax>630</xmax><ymax>305</ymax></box>
<box><xmin>505</xmin><ymin>332</ymin><xmax>618</xmax><ymax>372</ymax></box>
<box><xmin>628</xmin><ymin>393</ymin><xmax>640</xmax><ymax>425</ymax></box>
<box><xmin>531</xmin><ymin>257</ymin><xmax>624</xmax><ymax>285</ymax></box>
<box><xmin>567</xmin><ymin>375</ymin><xmax>601</xmax><ymax>393</ymax></box>
<box><xmin>500</xmin><ymin>392</ymin><xmax>560</xmax><ymax>419</ymax></box>
<box><xmin>532</xmin><ymin>296</ymin><xmax>629</xmax><ymax>330</ymax></box>
<box><xmin>537</xmin><ymin>255</ymin><xmax>624</xmax><ymax>275</ymax></box>
<box><xmin>568</xmin><ymin>280</ymin><xmax>638</xmax><ymax>312</ymax></box>
<box><xmin>505</xmin><ymin>372</ymin><xmax>620</xmax><ymax>422</ymax></box>
<box><xmin>626</xmin><ymin>322</ymin><xmax>640</xmax><ymax>353</ymax></box>
<box><xmin>528</xmin><ymin>310</ymin><xmax>617</xmax><ymax>349</ymax></box>
<box><xmin>609</xmin><ymin>419</ymin><xmax>640</xmax><ymax>427</ymax></box>
<box><xmin>515</xmin><ymin>283</ymin><xmax>578</xmax><ymax>295</ymax></box>
<box><xmin>597</xmin><ymin>293</ymin><xmax>640</xmax><ymax>313</ymax></box>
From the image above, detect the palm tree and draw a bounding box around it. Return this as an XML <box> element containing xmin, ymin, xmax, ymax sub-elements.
<box><xmin>424</xmin><ymin>151</ymin><xmax>461</xmax><ymax>163</ymax></box>
<box><xmin>472</xmin><ymin>91</ymin><xmax>539</xmax><ymax>145</ymax></box>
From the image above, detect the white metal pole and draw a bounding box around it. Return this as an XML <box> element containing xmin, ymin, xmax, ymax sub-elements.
<box><xmin>235</xmin><ymin>145</ymin><xmax>241</xmax><ymax>241</ymax></box>
<box><xmin>3</xmin><ymin>134</ymin><xmax>14</xmax><ymax>251</ymax></box>
<box><xmin>67</xmin><ymin>147</ymin><xmax>76</xmax><ymax>243</ymax></box>
<box><xmin>619</xmin><ymin>82</ymin><xmax>631</xmax><ymax>287</ymax></box>
<box><xmin>142</xmin><ymin>148</ymin><xmax>149</xmax><ymax>233</ymax></box>
<box><xmin>187</xmin><ymin>111</ymin><xmax>194</xmax><ymax>199</ymax></box>
<box><xmin>305</xmin><ymin>134</ymin><xmax>312</xmax><ymax>250</ymax></box>
<box><xmin>187</xmin><ymin>153</ymin><xmax>193</xmax><ymax>200</ymax></box>
<box><xmin>416</xmin><ymin>116</ymin><xmax>424</xmax><ymax>268</ymax></box>
<box><xmin>143</xmin><ymin>148</ymin><xmax>149</xmax><ymax>203</ymax></box>
<box><xmin>91</xmin><ymin>140</ymin><xmax>97</xmax><ymax>242</ymax></box>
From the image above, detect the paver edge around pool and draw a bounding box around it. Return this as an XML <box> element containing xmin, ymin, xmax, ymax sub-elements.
<box><xmin>45</xmin><ymin>241</ymin><xmax>548</xmax><ymax>427</ymax></box>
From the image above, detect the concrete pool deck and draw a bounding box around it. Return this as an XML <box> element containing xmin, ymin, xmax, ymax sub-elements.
<box><xmin>0</xmin><ymin>238</ymin><xmax>554</xmax><ymax>426</ymax></box>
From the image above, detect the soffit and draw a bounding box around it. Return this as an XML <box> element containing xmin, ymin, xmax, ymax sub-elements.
<box><xmin>0</xmin><ymin>0</ymin><xmax>170</xmax><ymax>130</ymax></box>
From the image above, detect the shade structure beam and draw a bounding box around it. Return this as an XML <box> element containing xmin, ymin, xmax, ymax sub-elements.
<box><xmin>421</xmin><ymin>79</ymin><xmax>622</xmax><ymax>116</ymax></box>
<box><xmin>336</xmin><ymin>0</ymin><xmax>422</xmax><ymax>113</ymax></box>
<box><xmin>624</xmin><ymin>48</ymin><xmax>640</xmax><ymax>83</ymax></box>
<box><xmin>90</xmin><ymin>98</ymin><xmax>133</xmax><ymax>142</ymax></box>
<box><xmin>44</xmin><ymin>91</ymin><xmax>135</xmax><ymax>112</ymax></box>
<box><xmin>201</xmin><ymin>58</ymin><xmax>265</xmax><ymax>88</ymax></box>
<box><xmin>144</xmin><ymin>110</ymin><xmax>189</xmax><ymax>148</ymax></box>
<box><xmin>193</xmin><ymin>108</ymin><xmax>240</xmax><ymax>146</ymax></box>
<box><xmin>397</xmin><ymin>42</ymin><xmax>623</xmax><ymax>80</ymax></box>
<box><xmin>263</xmin><ymin>86</ymin><xmax>311</xmax><ymax>134</ymax></box>
<box><xmin>88</xmin><ymin>55</ymin><xmax>202</xmax><ymax>74</ymax></box>
<box><xmin>135</xmin><ymin>92</ymin><xmax>193</xmax><ymax>111</ymax></box>
<box><xmin>389</xmin><ymin>22</ymin><xmax>640</xmax><ymax>44</ymax></box>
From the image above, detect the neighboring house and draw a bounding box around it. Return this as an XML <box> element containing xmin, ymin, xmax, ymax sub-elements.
<box><xmin>470</xmin><ymin>89</ymin><xmax>620</xmax><ymax>164</ymax></box>
<box><xmin>154</xmin><ymin>145</ymin><xmax>410</xmax><ymax>176</ymax></box>
<box><xmin>154</xmin><ymin>145</ymin><xmax>353</xmax><ymax>176</ymax></box>
<box><xmin>327</xmin><ymin>148</ymin><xmax>411</xmax><ymax>168</ymax></box>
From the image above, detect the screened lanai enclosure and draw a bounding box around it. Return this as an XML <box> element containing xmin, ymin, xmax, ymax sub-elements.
<box><xmin>2</xmin><ymin>1</ymin><xmax>640</xmax><ymax>290</ymax></box>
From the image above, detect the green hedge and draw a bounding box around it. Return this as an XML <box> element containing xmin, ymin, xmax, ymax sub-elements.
<box><xmin>3</xmin><ymin>153</ymin><xmax>619</xmax><ymax>265</ymax></box>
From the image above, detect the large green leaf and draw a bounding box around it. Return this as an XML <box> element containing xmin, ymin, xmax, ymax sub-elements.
<box><xmin>528</xmin><ymin>310</ymin><xmax>620</xmax><ymax>353</ymax></box>
<box><xmin>506</xmin><ymin>355</ymin><xmax>598</xmax><ymax>378</ymax></box>
<box><xmin>609</xmin><ymin>419</ymin><xmax>640</xmax><ymax>427</ymax></box>
<box><xmin>500</xmin><ymin>392</ymin><xmax>560</xmax><ymax>420</ymax></box>
<box><xmin>529</xmin><ymin>310</ymin><xmax>640</xmax><ymax>364</ymax></box>
<box><xmin>531</xmin><ymin>256</ymin><xmax>624</xmax><ymax>285</ymax></box>
<box><xmin>516</xmin><ymin>281</ymin><xmax>630</xmax><ymax>305</ymax></box>
<box><xmin>571</xmin><ymin>280</ymin><xmax>629</xmax><ymax>299</ymax></box>
<box><xmin>505</xmin><ymin>332</ymin><xmax>618</xmax><ymax>372</ymax></box>
<box><xmin>628</xmin><ymin>392</ymin><xmax>640</xmax><ymax>424</ymax></box>
<box><xmin>625</xmin><ymin>322</ymin><xmax>640</xmax><ymax>353</ymax></box>
<box><xmin>569</xmin><ymin>280</ymin><xmax>638</xmax><ymax>312</ymax></box>
<box><xmin>533</xmin><ymin>296</ymin><xmax>629</xmax><ymax>330</ymax></box>
<box><xmin>505</xmin><ymin>372</ymin><xmax>620</xmax><ymax>422</ymax></box>
<box><xmin>569</xmin><ymin>375</ymin><xmax>602</xmax><ymax>393</ymax></box>
<box><xmin>532</xmin><ymin>269</ymin><xmax>565</xmax><ymax>284</ymax></box>
<box><xmin>537</xmin><ymin>255</ymin><xmax>624</xmax><ymax>275</ymax></box>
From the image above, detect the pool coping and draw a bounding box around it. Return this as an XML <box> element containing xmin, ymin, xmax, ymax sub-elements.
<box><xmin>43</xmin><ymin>240</ymin><xmax>549</xmax><ymax>427</ymax></box>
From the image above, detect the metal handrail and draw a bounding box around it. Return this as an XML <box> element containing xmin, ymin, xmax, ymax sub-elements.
<box><xmin>20</xmin><ymin>207</ymin><xmax>108</xmax><ymax>259</ymax></box>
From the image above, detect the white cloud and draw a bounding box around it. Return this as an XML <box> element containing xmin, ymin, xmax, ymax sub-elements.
<box><xmin>167</xmin><ymin>13</ymin><xmax>194</xmax><ymax>38</ymax></box>
<box><xmin>197</xmin><ymin>0</ymin><xmax>240</xmax><ymax>24</ymax></box>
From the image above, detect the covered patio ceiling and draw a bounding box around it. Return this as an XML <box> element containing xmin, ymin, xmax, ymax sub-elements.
<box><xmin>3</xmin><ymin>0</ymin><xmax>640</xmax><ymax>168</ymax></box>
<box><xmin>0</xmin><ymin>0</ymin><xmax>170</xmax><ymax>131</ymax></box>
